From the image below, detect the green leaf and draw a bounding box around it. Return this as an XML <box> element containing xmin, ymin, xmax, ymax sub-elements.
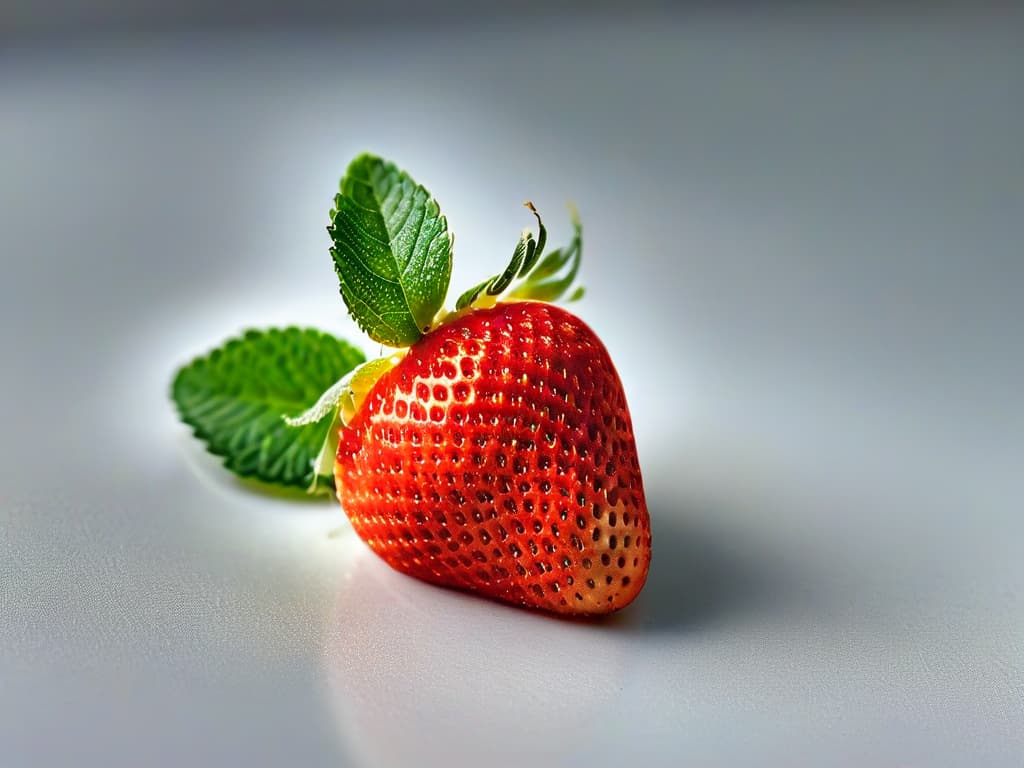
<box><xmin>329</xmin><ymin>154</ymin><xmax>453</xmax><ymax>347</ymax></box>
<box><xmin>172</xmin><ymin>328</ymin><xmax>365</xmax><ymax>492</ymax></box>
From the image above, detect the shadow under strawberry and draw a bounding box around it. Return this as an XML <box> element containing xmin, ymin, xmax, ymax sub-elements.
<box><xmin>604</xmin><ymin>497</ymin><xmax>798</xmax><ymax>634</ymax></box>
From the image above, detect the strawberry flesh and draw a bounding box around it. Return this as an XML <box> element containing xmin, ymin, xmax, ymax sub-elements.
<box><xmin>335</xmin><ymin>301</ymin><xmax>650</xmax><ymax>615</ymax></box>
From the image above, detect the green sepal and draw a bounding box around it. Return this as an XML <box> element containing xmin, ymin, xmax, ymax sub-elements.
<box><xmin>454</xmin><ymin>200</ymin><xmax>588</xmax><ymax>313</ymax></box>
<box><xmin>518</xmin><ymin>201</ymin><xmax>546</xmax><ymax>276</ymax></box>
<box><xmin>508</xmin><ymin>203</ymin><xmax>583</xmax><ymax>303</ymax></box>
<box><xmin>456</xmin><ymin>277</ymin><xmax>493</xmax><ymax>312</ymax></box>
<box><xmin>286</xmin><ymin>352</ymin><xmax>405</xmax><ymax>492</ymax></box>
<box><xmin>456</xmin><ymin>224</ymin><xmax>536</xmax><ymax>311</ymax></box>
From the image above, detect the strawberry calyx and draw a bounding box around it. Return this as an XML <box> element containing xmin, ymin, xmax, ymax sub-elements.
<box><xmin>175</xmin><ymin>154</ymin><xmax>595</xmax><ymax>501</ymax></box>
<box><xmin>455</xmin><ymin>202</ymin><xmax>584</xmax><ymax>312</ymax></box>
<box><xmin>289</xmin><ymin>155</ymin><xmax>586</xmax><ymax>493</ymax></box>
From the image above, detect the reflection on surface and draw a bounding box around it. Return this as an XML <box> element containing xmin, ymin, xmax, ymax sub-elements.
<box><xmin>320</xmin><ymin>488</ymin><xmax>806</xmax><ymax>767</ymax></box>
<box><xmin>323</xmin><ymin>540</ymin><xmax>629</xmax><ymax>767</ymax></box>
<box><xmin>308</xmin><ymin>413</ymin><xmax>1024</xmax><ymax>768</ymax></box>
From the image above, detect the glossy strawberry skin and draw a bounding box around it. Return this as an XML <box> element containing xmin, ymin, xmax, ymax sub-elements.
<box><xmin>335</xmin><ymin>301</ymin><xmax>650</xmax><ymax>615</ymax></box>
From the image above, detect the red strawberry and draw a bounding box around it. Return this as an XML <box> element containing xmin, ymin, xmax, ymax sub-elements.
<box><xmin>335</xmin><ymin>301</ymin><xmax>650</xmax><ymax>615</ymax></box>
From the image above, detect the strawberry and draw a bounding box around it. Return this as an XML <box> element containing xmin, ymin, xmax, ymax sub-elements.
<box><xmin>335</xmin><ymin>301</ymin><xmax>651</xmax><ymax>615</ymax></box>
<box><xmin>173</xmin><ymin>153</ymin><xmax>652</xmax><ymax>617</ymax></box>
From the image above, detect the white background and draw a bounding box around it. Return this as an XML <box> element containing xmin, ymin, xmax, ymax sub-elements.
<box><xmin>2</xmin><ymin>7</ymin><xmax>1022</xmax><ymax>766</ymax></box>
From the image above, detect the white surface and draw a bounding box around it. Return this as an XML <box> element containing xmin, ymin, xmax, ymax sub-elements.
<box><xmin>2</xmin><ymin>10</ymin><xmax>1023</xmax><ymax>767</ymax></box>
